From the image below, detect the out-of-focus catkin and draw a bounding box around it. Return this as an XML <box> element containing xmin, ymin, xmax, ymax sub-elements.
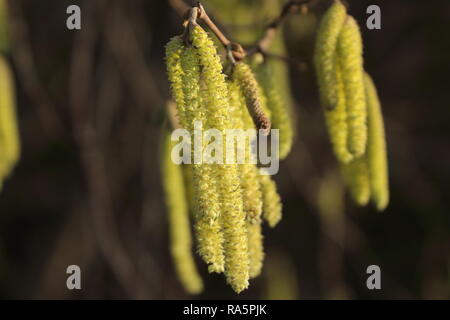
<box><xmin>0</xmin><ymin>56</ymin><xmax>20</xmax><ymax>182</ymax></box>
<box><xmin>256</xmin><ymin>61</ymin><xmax>294</xmax><ymax>159</ymax></box>
<box><xmin>191</xmin><ymin>26</ymin><xmax>249</xmax><ymax>293</ymax></box>
<box><xmin>314</xmin><ymin>0</ymin><xmax>347</xmax><ymax>110</ymax></box>
<box><xmin>161</xmin><ymin>131</ymin><xmax>203</xmax><ymax>295</ymax></box>
<box><xmin>364</xmin><ymin>73</ymin><xmax>389</xmax><ymax>211</ymax></box>
<box><xmin>341</xmin><ymin>156</ymin><xmax>371</xmax><ymax>206</ymax></box>
<box><xmin>337</xmin><ymin>17</ymin><xmax>367</xmax><ymax>157</ymax></box>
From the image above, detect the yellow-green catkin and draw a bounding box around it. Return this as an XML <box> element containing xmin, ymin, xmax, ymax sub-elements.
<box><xmin>228</xmin><ymin>81</ymin><xmax>264</xmax><ymax>279</ymax></box>
<box><xmin>0</xmin><ymin>56</ymin><xmax>20</xmax><ymax>182</ymax></box>
<box><xmin>0</xmin><ymin>0</ymin><xmax>9</xmax><ymax>53</ymax></box>
<box><xmin>259</xmin><ymin>174</ymin><xmax>282</xmax><ymax>228</ymax></box>
<box><xmin>233</xmin><ymin>62</ymin><xmax>271</xmax><ymax>135</ymax></box>
<box><xmin>314</xmin><ymin>0</ymin><xmax>347</xmax><ymax>110</ymax></box>
<box><xmin>341</xmin><ymin>156</ymin><xmax>371</xmax><ymax>206</ymax></box>
<box><xmin>191</xmin><ymin>26</ymin><xmax>249</xmax><ymax>293</ymax></box>
<box><xmin>182</xmin><ymin>164</ymin><xmax>195</xmax><ymax>215</ymax></box>
<box><xmin>256</xmin><ymin>61</ymin><xmax>294</xmax><ymax>159</ymax></box>
<box><xmin>364</xmin><ymin>73</ymin><xmax>389</xmax><ymax>211</ymax></box>
<box><xmin>165</xmin><ymin>37</ymin><xmax>225</xmax><ymax>273</ymax></box>
<box><xmin>324</xmin><ymin>65</ymin><xmax>354</xmax><ymax>163</ymax></box>
<box><xmin>337</xmin><ymin>17</ymin><xmax>367</xmax><ymax>157</ymax></box>
<box><xmin>181</xmin><ymin>46</ymin><xmax>225</xmax><ymax>273</ymax></box>
<box><xmin>161</xmin><ymin>131</ymin><xmax>203</xmax><ymax>295</ymax></box>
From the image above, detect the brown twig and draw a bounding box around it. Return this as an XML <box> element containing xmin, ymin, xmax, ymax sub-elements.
<box><xmin>174</xmin><ymin>1</ymin><xmax>318</xmax><ymax>63</ymax></box>
<box><xmin>248</xmin><ymin>0</ymin><xmax>320</xmax><ymax>56</ymax></box>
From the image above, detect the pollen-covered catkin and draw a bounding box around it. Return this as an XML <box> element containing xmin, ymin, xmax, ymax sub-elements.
<box><xmin>337</xmin><ymin>17</ymin><xmax>367</xmax><ymax>157</ymax></box>
<box><xmin>0</xmin><ymin>56</ymin><xmax>20</xmax><ymax>181</ymax></box>
<box><xmin>191</xmin><ymin>26</ymin><xmax>249</xmax><ymax>293</ymax></box>
<box><xmin>256</xmin><ymin>61</ymin><xmax>294</xmax><ymax>159</ymax></box>
<box><xmin>181</xmin><ymin>46</ymin><xmax>225</xmax><ymax>273</ymax></box>
<box><xmin>247</xmin><ymin>222</ymin><xmax>264</xmax><ymax>278</ymax></box>
<box><xmin>161</xmin><ymin>131</ymin><xmax>203</xmax><ymax>295</ymax></box>
<box><xmin>166</xmin><ymin>38</ymin><xmax>225</xmax><ymax>273</ymax></box>
<box><xmin>259</xmin><ymin>174</ymin><xmax>282</xmax><ymax>228</ymax></box>
<box><xmin>364</xmin><ymin>73</ymin><xmax>389</xmax><ymax>211</ymax></box>
<box><xmin>341</xmin><ymin>156</ymin><xmax>371</xmax><ymax>206</ymax></box>
<box><xmin>314</xmin><ymin>0</ymin><xmax>347</xmax><ymax>110</ymax></box>
<box><xmin>233</xmin><ymin>62</ymin><xmax>271</xmax><ymax>135</ymax></box>
<box><xmin>228</xmin><ymin>81</ymin><xmax>264</xmax><ymax>278</ymax></box>
<box><xmin>323</xmin><ymin>64</ymin><xmax>354</xmax><ymax>163</ymax></box>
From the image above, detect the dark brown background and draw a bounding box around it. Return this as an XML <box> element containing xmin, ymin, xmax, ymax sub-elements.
<box><xmin>0</xmin><ymin>0</ymin><xmax>449</xmax><ymax>299</ymax></box>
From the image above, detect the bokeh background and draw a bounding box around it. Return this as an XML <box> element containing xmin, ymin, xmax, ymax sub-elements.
<box><xmin>0</xmin><ymin>0</ymin><xmax>449</xmax><ymax>299</ymax></box>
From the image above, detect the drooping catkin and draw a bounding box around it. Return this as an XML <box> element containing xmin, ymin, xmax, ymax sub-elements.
<box><xmin>364</xmin><ymin>73</ymin><xmax>389</xmax><ymax>211</ymax></box>
<box><xmin>180</xmin><ymin>45</ymin><xmax>225</xmax><ymax>273</ymax></box>
<box><xmin>341</xmin><ymin>156</ymin><xmax>371</xmax><ymax>206</ymax></box>
<box><xmin>165</xmin><ymin>38</ymin><xmax>225</xmax><ymax>273</ymax></box>
<box><xmin>233</xmin><ymin>62</ymin><xmax>271</xmax><ymax>135</ymax></box>
<box><xmin>247</xmin><ymin>222</ymin><xmax>264</xmax><ymax>278</ymax></box>
<box><xmin>337</xmin><ymin>17</ymin><xmax>367</xmax><ymax>157</ymax></box>
<box><xmin>191</xmin><ymin>26</ymin><xmax>249</xmax><ymax>293</ymax></box>
<box><xmin>256</xmin><ymin>61</ymin><xmax>294</xmax><ymax>159</ymax></box>
<box><xmin>228</xmin><ymin>81</ymin><xmax>263</xmax><ymax>223</ymax></box>
<box><xmin>314</xmin><ymin>0</ymin><xmax>347</xmax><ymax>110</ymax></box>
<box><xmin>228</xmin><ymin>81</ymin><xmax>264</xmax><ymax>278</ymax></box>
<box><xmin>259</xmin><ymin>174</ymin><xmax>282</xmax><ymax>228</ymax></box>
<box><xmin>161</xmin><ymin>131</ymin><xmax>203</xmax><ymax>295</ymax></box>
<box><xmin>0</xmin><ymin>56</ymin><xmax>20</xmax><ymax>181</ymax></box>
<box><xmin>323</xmin><ymin>64</ymin><xmax>354</xmax><ymax>163</ymax></box>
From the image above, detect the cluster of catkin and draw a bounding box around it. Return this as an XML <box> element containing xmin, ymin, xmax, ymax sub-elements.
<box><xmin>164</xmin><ymin>25</ymin><xmax>284</xmax><ymax>293</ymax></box>
<box><xmin>314</xmin><ymin>0</ymin><xmax>389</xmax><ymax>211</ymax></box>
<box><xmin>0</xmin><ymin>0</ymin><xmax>21</xmax><ymax>190</ymax></box>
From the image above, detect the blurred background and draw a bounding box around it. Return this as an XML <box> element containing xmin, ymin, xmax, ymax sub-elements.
<box><xmin>0</xmin><ymin>0</ymin><xmax>449</xmax><ymax>299</ymax></box>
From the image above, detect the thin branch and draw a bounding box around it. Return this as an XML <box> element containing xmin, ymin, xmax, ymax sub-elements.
<box><xmin>249</xmin><ymin>0</ymin><xmax>320</xmax><ymax>55</ymax></box>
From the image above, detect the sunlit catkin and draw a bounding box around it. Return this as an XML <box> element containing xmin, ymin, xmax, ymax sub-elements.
<box><xmin>259</xmin><ymin>174</ymin><xmax>282</xmax><ymax>228</ymax></box>
<box><xmin>191</xmin><ymin>26</ymin><xmax>249</xmax><ymax>293</ymax></box>
<box><xmin>161</xmin><ymin>131</ymin><xmax>203</xmax><ymax>295</ymax></box>
<box><xmin>341</xmin><ymin>156</ymin><xmax>370</xmax><ymax>206</ymax></box>
<box><xmin>180</xmin><ymin>45</ymin><xmax>225</xmax><ymax>273</ymax></box>
<box><xmin>228</xmin><ymin>80</ymin><xmax>264</xmax><ymax>278</ymax></box>
<box><xmin>337</xmin><ymin>17</ymin><xmax>367</xmax><ymax>157</ymax></box>
<box><xmin>166</xmin><ymin>38</ymin><xmax>225</xmax><ymax>273</ymax></box>
<box><xmin>0</xmin><ymin>56</ymin><xmax>20</xmax><ymax>181</ymax></box>
<box><xmin>314</xmin><ymin>0</ymin><xmax>347</xmax><ymax>110</ymax></box>
<box><xmin>364</xmin><ymin>73</ymin><xmax>389</xmax><ymax>211</ymax></box>
<box><xmin>256</xmin><ymin>61</ymin><xmax>294</xmax><ymax>159</ymax></box>
<box><xmin>323</xmin><ymin>65</ymin><xmax>354</xmax><ymax>163</ymax></box>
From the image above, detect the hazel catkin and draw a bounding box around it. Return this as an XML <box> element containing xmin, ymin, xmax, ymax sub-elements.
<box><xmin>256</xmin><ymin>60</ymin><xmax>294</xmax><ymax>159</ymax></box>
<box><xmin>364</xmin><ymin>73</ymin><xmax>389</xmax><ymax>211</ymax></box>
<box><xmin>341</xmin><ymin>156</ymin><xmax>371</xmax><ymax>206</ymax></box>
<box><xmin>191</xmin><ymin>25</ymin><xmax>249</xmax><ymax>293</ymax></box>
<box><xmin>337</xmin><ymin>16</ymin><xmax>367</xmax><ymax>157</ymax></box>
<box><xmin>166</xmin><ymin>37</ymin><xmax>225</xmax><ymax>273</ymax></box>
<box><xmin>259</xmin><ymin>174</ymin><xmax>282</xmax><ymax>228</ymax></box>
<box><xmin>314</xmin><ymin>0</ymin><xmax>347</xmax><ymax>110</ymax></box>
<box><xmin>0</xmin><ymin>56</ymin><xmax>20</xmax><ymax>183</ymax></box>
